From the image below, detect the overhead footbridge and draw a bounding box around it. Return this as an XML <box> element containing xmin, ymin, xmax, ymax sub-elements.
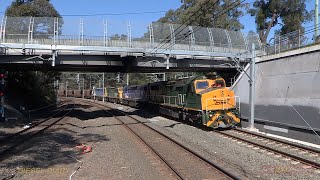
<box><xmin>0</xmin><ymin>16</ymin><xmax>263</xmax><ymax>72</ymax></box>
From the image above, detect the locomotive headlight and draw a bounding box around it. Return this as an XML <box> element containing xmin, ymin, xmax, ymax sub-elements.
<box><xmin>209</xmin><ymin>113</ymin><xmax>213</xmax><ymax>118</ymax></box>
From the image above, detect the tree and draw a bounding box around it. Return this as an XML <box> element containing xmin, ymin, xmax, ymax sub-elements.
<box><xmin>5</xmin><ymin>0</ymin><xmax>62</xmax><ymax>36</ymax></box>
<box><xmin>157</xmin><ymin>0</ymin><xmax>248</xmax><ymax>30</ymax></box>
<box><xmin>5</xmin><ymin>0</ymin><xmax>62</xmax><ymax>108</ymax></box>
<box><xmin>249</xmin><ymin>0</ymin><xmax>311</xmax><ymax>44</ymax></box>
<box><xmin>5</xmin><ymin>0</ymin><xmax>60</xmax><ymax>17</ymax></box>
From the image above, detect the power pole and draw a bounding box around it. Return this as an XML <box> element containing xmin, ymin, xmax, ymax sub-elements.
<box><xmin>316</xmin><ymin>0</ymin><xmax>319</xmax><ymax>40</ymax></box>
<box><xmin>77</xmin><ymin>73</ymin><xmax>80</xmax><ymax>90</ymax></box>
<box><xmin>126</xmin><ymin>73</ymin><xmax>129</xmax><ymax>86</ymax></box>
<box><xmin>82</xmin><ymin>78</ymin><xmax>84</xmax><ymax>99</ymax></box>
<box><xmin>65</xmin><ymin>81</ymin><xmax>68</xmax><ymax>97</ymax></box>
<box><xmin>117</xmin><ymin>73</ymin><xmax>121</xmax><ymax>83</ymax></box>
<box><xmin>102</xmin><ymin>73</ymin><xmax>105</xmax><ymax>102</ymax></box>
<box><xmin>249</xmin><ymin>44</ymin><xmax>256</xmax><ymax>129</ymax></box>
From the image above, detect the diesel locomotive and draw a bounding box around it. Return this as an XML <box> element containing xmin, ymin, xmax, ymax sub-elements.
<box><xmin>61</xmin><ymin>74</ymin><xmax>241</xmax><ymax>128</ymax></box>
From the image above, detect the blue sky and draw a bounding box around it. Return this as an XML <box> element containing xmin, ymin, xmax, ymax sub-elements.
<box><xmin>0</xmin><ymin>0</ymin><xmax>317</xmax><ymax>41</ymax></box>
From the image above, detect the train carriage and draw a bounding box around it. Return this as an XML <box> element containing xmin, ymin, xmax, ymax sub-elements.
<box><xmin>122</xmin><ymin>85</ymin><xmax>147</xmax><ymax>107</ymax></box>
<box><xmin>105</xmin><ymin>87</ymin><xmax>118</xmax><ymax>103</ymax></box>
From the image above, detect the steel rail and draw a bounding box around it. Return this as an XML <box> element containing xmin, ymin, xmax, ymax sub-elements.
<box><xmin>234</xmin><ymin>128</ymin><xmax>320</xmax><ymax>154</ymax></box>
<box><xmin>78</xmin><ymin>99</ymin><xmax>184</xmax><ymax>180</ymax></box>
<box><xmin>215</xmin><ymin>129</ymin><xmax>320</xmax><ymax>170</ymax></box>
<box><xmin>0</xmin><ymin>100</ymin><xmax>75</xmax><ymax>161</ymax></box>
<box><xmin>81</xmin><ymin>99</ymin><xmax>241</xmax><ymax>180</ymax></box>
<box><xmin>0</xmin><ymin>99</ymin><xmax>72</xmax><ymax>144</ymax></box>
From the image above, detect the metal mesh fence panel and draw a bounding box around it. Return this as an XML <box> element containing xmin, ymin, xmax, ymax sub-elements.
<box><xmin>228</xmin><ymin>30</ymin><xmax>247</xmax><ymax>53</ymax></box>
<box><xmin>107</xmin><ymin>20</ymin><xmax>128</xmax><ymax>47</ymax></box>
<box><xmin>131</xmin><ymin>21</ymin><xmax>151</xmax><ymax>49</ymax></box>
<box><xmin>172</xmin><ymin>24</ymin><xmax>192</xmax><ymax>50</ymax></box>
<box><xmin>5</xmin><ymin>17</ymin><xmax>30</xmax><ymax>44</ymax></box>
<box><xmin>210</xmin><ymin>28</ymin><xmax>229</xmax><ymax>52</ymax></box>
<box><xmin>246</xmin><ymin>33</ymin><xmax>261</xmax><ymax>52</ymax></box>
<box><xmin>193</xmin><ymin>26</ymin><xmax>210</xmax><ymax>51</ymax></box>
<box><xmin>58</xmin><ymin>17</ymin><xmax>82</xmax><ymax>46</ymax></box>
<box><xmin>32</xmin><ymin>17</ymin><xmax>55</xmax><ymax>44</ymax></box>
<box><xmin>152</xmin><ymin>22</ymin><xmax>172</xmax><ymax>51</ymax></box>
<box><xmin>0</xmin><ymin>16</ymin><xmax>264</xmax><ymax>56</ymax></box>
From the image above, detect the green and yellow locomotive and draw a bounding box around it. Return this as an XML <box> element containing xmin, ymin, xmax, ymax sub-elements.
<box><xmin>99</xmin><ymin>74</ymin><xmax>240</xmax><ymax>128</ymax></box>
<box><xmin>147</xmin><ymin>74</ymin><xmax>240</xmax><ymax>128</ymax></box>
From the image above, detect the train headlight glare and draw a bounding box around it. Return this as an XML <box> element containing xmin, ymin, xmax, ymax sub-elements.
<box><xmin>209</xmin><ymin>114</ymin><xmax>213</xmax><ymax>118</ymax></box>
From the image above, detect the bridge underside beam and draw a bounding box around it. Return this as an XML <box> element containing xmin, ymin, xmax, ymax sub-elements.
<box><xmin>0</xmin><ymin>54</ymin><xmax>246</xmax><ymax>73</ymax></box>
<box><xmin>0</xmin><ymin>64</ymin><xmax>239</xmax><ymax>74</ymax></box>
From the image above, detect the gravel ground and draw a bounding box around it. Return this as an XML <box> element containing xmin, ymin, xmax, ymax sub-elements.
<box><xmin>222</xmin><ymin>130</ymin><xmax>320</xmax><ymax>165</ymax></box>
<box><xmin>105</xmin><ymin>101</ymin><xmax>320</xmax><ymax>180</ymax></box>
<box><xmin>118</xmin><ymin>115</ymin><xmax>231</xmax><ymax>179</ymax></box>
<box><xmin>0</xmin><ymin>103</ymin><xmax>67</xmax><ymax>140</ymax></box>
<box><xmin>0</xmin><ymin>99</ymin><xmax>176</xmax><ymax>180</ymax></box>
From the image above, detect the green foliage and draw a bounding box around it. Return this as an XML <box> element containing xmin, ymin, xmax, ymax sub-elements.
<box><xmin>128</xmin><ymin>73</ymin><xmax>153</xmax><ymax>86</ymax></box>
<box><xmin>157</xmin><ymin>0</ymin><xmax>248</xmax><ymax>30</ymax></box>
<box><xmin>4</xmin><ymin>0</ymin><xmax>61</xmax><ymax>108</ymax></box>
<box><xmin>5</xmin><ymin>0</ymin><xmax>63</xmax><ymax>36</ymax></box>
<box><xmin>7</xmin><ymin>71</ymin><xmax>60</xmax><ymax>108</ymax></box>
<box><xmin>5</xmin><ymin>0</ymin><xmax>60</xmax><ymax>17</ymax></box>
<box><xmin>249</xmin><ymin>0</ymin><xmax>312</xmax><ymax>44</ymax></box>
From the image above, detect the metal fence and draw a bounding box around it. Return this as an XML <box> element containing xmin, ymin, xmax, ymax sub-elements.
<box><xmin>0</xmin><ymin>16</ymin><xmax>262</xmax><ymax>54</ymax></box>
<box><xmin>264</xmin><ymin>25</ymin><xmax>320</xmax><ymax>55</ymax></box>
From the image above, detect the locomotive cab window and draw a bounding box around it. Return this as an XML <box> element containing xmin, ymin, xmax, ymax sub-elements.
<box><xmin>196</xmin><ymin>81</ymin><xmax>209</xmax><ymax>89</ymax></box>
<box><xmin>212</xmin><ymin>80</ymin><xmax>226</xmax><ymax>88</ymax></box>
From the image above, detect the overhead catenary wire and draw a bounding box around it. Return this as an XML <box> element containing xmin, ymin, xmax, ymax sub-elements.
<box><xmin>268</xmin><ymin>25</ymin><xmax>320</xmax><ymax>47</ymax></box>
<box><xmin>0</xmin><ymin>10</ymin><xmax>167</xmax><ymax>16</ymax></box>
<box><xmin>149</xmin><ymin>0</ymin><xmax>219</xmax><ymax>54</ymax></box>
<box><xmin>156</xmin><ymin>0</ymin><xmax>246</xmax><ymax>54</ymax></box>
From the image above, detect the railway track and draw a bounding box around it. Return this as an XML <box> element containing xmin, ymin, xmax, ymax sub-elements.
<box><xmin>0</xmin><ymin>100</ymin><xmax>75</xmax><ymax>161</ymax></box>
<box><xmin>214</xmin><ymin>128</ymin><xmax>320</xmax><ymax>171</ymax></box>
<box><xmin>0</xmin><ymin>99</ymin><xmax>72</xmax><ymax>144</ymax></box>
<box><xmin>79</xmin><ymin>99</ymin><xmax>241</xmax><ymax>180</ymax></box>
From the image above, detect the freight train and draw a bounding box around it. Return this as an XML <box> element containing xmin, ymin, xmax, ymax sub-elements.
<box><xmin>59</xmin><ymin>74</ymin><xmax>240</xmax><ymax>128</ymax></box>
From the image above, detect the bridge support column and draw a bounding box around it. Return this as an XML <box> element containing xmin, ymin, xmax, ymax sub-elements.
<box><xmin>51</xmin><ymin>50</ymin><xmax>56</xmax><ymax>67</ymax></box>
<box><xmin>248</xmin><ymin>44</ymin><xmax>256</xmax><ymax>131</ymax></box>
<box><xmin>0</xmin><ymin>16</ymin><xmax>7</xmax><ymax>43</ymax></box>
<box><xmin>165</xmin><ymin>54</ymin><xmax>170</xmax><ymax>70</ymax></box>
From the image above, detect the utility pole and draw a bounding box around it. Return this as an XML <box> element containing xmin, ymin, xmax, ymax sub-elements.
<box><xmin>56</xmin><ymin>80</ymin><xmax>59</xmax><ymax>102</ymax></box>
<box><xmin>89</xmin><ymin>75</ymin><xmax>92</xmax><ymax>90</ymax></box>
<box><xmin>316</xmin><ymin>0</ymin><xmax>319</xmax><ymax>40</ymax></box>
<box><xmin>126</xmin><ymin>73</ymin><xmax>129</xmax><ymax>86</ymax></box>
<box><xmin>82</xmin><ymin>78</ymin><xmax>84</xmax><ymax>99</ymax></box>
<box><xmin>102</xmin><ymin>73</ymin><xmax>105</xmax><ymax>102</ymax></box>
<box><xmin>117</xmin><ymin>73</ymin><xmax>121</xmax><ymax>83</ymax></box>
<box><xmin>65</xmin><ymin>81</ymin><xmax>68</xmax><ymax>97</ymax></box>
<box><xmin>77</xmin><ymin>73</ymin><xmax>80</xmax><ymax>90</ymax></box>
<box><xmin>249</xmin><ymin>44</ymin><xmax>256</xmax><ymax>130</ymax></box>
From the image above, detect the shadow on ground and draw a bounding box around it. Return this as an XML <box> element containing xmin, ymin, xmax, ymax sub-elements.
<box><xmin>0</xmin><ymin>128</ymin><xmax>110</xmax><ymax>179</ymax></box>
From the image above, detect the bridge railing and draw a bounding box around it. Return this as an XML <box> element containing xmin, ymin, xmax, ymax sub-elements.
<box><xmin>264</xmin><ymin>24</ymin><xmax>320</xmax><ymax>55</ymax></box>
<box><xmin>0</xmin><ymin>16</ymin><xmax>263</xmax><ymax>55</ymax></box>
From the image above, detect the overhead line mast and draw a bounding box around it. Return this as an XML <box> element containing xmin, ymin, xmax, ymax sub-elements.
<box><xmin>316</xmin><ymin>0</ymin><xmax>319</xmax><ymax>40</ymax></box>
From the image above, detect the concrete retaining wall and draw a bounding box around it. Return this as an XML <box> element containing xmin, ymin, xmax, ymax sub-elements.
<box><xmin>232</xmin><ymin>45</ymin><xmax>320</xmax><ymax>144</ymax></box>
